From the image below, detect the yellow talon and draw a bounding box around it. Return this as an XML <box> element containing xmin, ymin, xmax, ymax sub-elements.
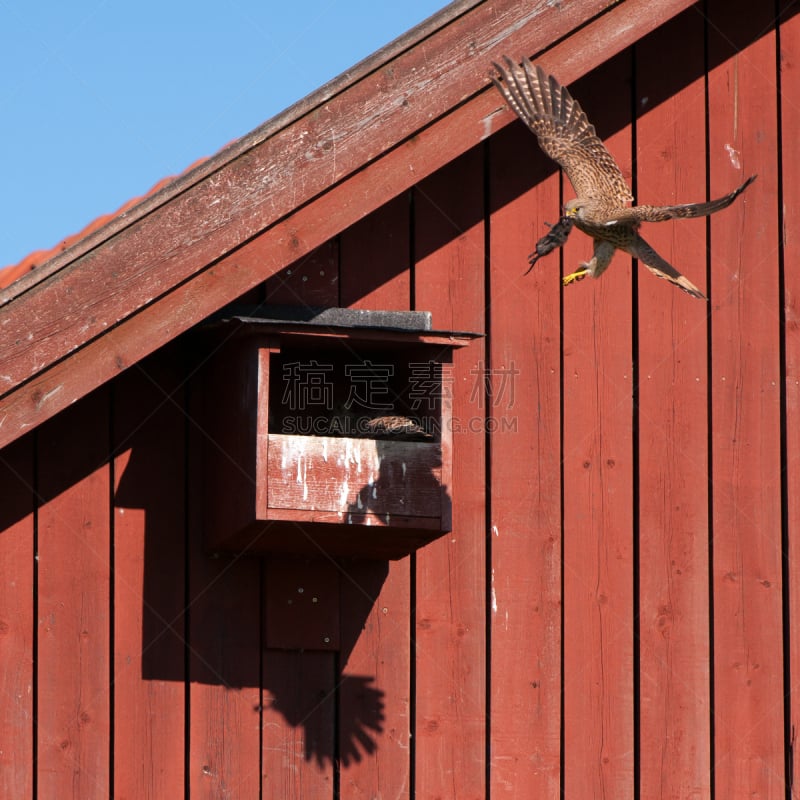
<box><xmin>562</xmin><ymin>268</ymin><xmax>589</xmax><ymax>286</ymax></box>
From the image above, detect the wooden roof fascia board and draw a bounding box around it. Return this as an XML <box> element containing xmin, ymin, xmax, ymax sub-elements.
<box><xmin>0</xmin><ymin>0</ymin><xmax>698</xmax><ymax>451</ymax></box>
<box><xmin>0</xmin><ymin>0</ymin><xmax>483</xmax><ymax>306</ymax></box>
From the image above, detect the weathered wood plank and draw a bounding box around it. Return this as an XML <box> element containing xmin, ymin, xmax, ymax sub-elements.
<box><xmin>779</xmin><ymin>1</ymin><xmax>800</xmax><ymax>792</ymax></box>
<box><xmin>338</xmin><ymin>193</ymin><xmax>412</xmax><ymax>799</ymax></box>
<box><xmin>707</xmin><ymin>1</ymin><xmax>785</xmax><ymax>796</ymax></box>
<box><xmin>561</xmin><ymin>55</ymin><xmax>635</xmax><ymax>799</ymax></box>
<box><xmin>263</xmin><ymin>240</ymin><xmax>340</xmax><ymax>307</ymax></box>
<box><xmin>267</xmin><ymin>434</ymin><xmax>443</xmax><ymax>517</ymax></box>
<box><xmin>0</xmin><ymin>435</ymin><xmax>34</xmax><ymax>799</ymax></box>
<box><xmin>187</xmin><ymin>382</ymin><xmax>262</xmax><ymax>799</ymax></box>
<box><xmin>36</xmin><ymin>390</ymin><xmax>111</xmax><ymax>799</ymax></box>
<box><xmin>0</xmin><ymin>0</ymin><xmax>702</xmax><ymax>453</ymax></box>
<box><xmin>487</xmin><ymin>119</ymin><xmax>562</xmax><ymax>797</ymax></box>
<box><xmin>262</xmin><ymin>650</ymin><xmax>336</xmax><ymax>799</ymax></box>
<box><xmin>111</xmin><ymin>354</ymin><xmax>186</xmax><ymax>797</ymax></box>
<box><xmin>339</xmin><ymin>194</ymin><xmax>411</xmax><ymax>309</ymax></box>
<box><xmin>187</xmin><ymin>555</ymin><xmax>262</xmax><ymax>799</ymax></box>
<box><xmin>339</xmin><ymin>560</ymin><xmax>411</xmax><ymax>799</ymax></box>
<box><xmin>261</xmin><ymin>228</ymin><xmax>341</xmax><ymax>800</ymax></box>
<box><xmin>635</xmin><ymin>11</ymin><xmax>712</xmax><ymax>798</ymax></box>
<box><xmin>413</xmin><ymin>147</ymin><xmax>486</xmax><ymax>799</ymax></box>
<box><xmin>264</xmin><ymin>559</ymin><xmax>340</xmax><ymax>652</ymax></box>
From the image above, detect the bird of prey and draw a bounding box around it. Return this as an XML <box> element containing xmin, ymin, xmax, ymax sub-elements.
<box><xmin>492</xmin><ymin>57</ymin><xmax>756</xmax><ymax>298</ymax></box>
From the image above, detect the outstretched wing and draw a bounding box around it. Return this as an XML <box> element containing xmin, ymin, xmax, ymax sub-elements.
<box><xmin>606</xmin><ymin>175</ymin><xmax>756</xmax><ymax>224</ymax></box>
<box><xmin>629</xmin><ymin>235</ymin><xmax>706</xmax><ymax>299</ymax></box>
<box><xmin>492</xmin><ymin>57</ymin><xmax>633</xmax><ymax>206</ymax></box>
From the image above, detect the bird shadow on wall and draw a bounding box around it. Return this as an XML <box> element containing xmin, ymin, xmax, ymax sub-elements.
<box><xmin>259</xmin><ymin>558</ymin><xmax>391</xmax><ymax>768</ymax></box>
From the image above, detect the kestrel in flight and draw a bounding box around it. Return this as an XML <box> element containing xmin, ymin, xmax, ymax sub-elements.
<box><xmin>492</xmin><ymin>57</ymin><xmax>756</xmax><ymax>298</ymax></box>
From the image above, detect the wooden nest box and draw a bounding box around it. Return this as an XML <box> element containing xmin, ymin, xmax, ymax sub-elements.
<box><xmin>199</xmin><ymin>307</ymin><xmax>479</xmax><ymax>559</ymax></box>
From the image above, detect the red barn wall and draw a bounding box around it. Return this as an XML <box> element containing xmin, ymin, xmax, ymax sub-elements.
<box><xmin>1</xmin><ymin>3</ymin><xmax>798</xmax><ymax>797</ymax></box>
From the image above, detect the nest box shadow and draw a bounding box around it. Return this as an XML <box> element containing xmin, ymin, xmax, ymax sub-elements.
<box><xmin>112</xmin><ymin>369</ymin><xmax>393</xmax><ymax>766</ymax></box>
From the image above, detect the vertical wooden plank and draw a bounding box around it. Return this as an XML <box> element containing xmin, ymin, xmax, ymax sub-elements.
<box><xmin>561</xmin><ymin>55</ymin><xmax>635</xmax><ymax>800</ymax></box>
<box><xmin>635</xmin><ymin>12</ymin><xmax>712</xmax><ymax>799</ymax></box>
<box><xmin>707</xmin><ymin>2</ymin><xmax>784</xmax><ymax>796</ymax></box>
<box><xmin>37</xmin><ymin>390</ymin><xmax>111</xmax><ymax>799</ymax></box>
<box><xmin>262</xmin><ymin>650</ymin><xmax>336</xmax><ymax>799</ymax></box>
<box><xmin>339</xmin><ymin>194</ymin><xmax>412</xmax><ymax>798</ymax></box>
<box><xmin>262</xmin><ymin>559</ymin><xmax>335</xmax><ymax>799</ymax></box>
<box><xmin>261</xmin><ymin>227</ymin><xmax>341</xmax><ymax>798</ymax></box>
<box><xmin>779</xmin><ymin>2</ymin><xmax>800</xmax><ymax>793</ymax></box>
<box><xmin>487</xmin><ymin>121</ymin><xmax>562</xmax><ymax>796</ymax></box>
<box><xmin>263</xmin><ymin>240</ymin><xmax>340</xmax><ymax>307</ymax></box>
<box><xmin>339</xmin><ymin>561</ymin><xmax>410</xmax><ymax>798</ymax></box>
<box><xmin>0</xmin><ymin>435</ymin><xmax>34</xmax><ymax>799</ymax></box>
<box><xmin>340</xmin><ymin>194</ymin><xmax>411</xmax><ymax>309</ymax></box>
<box><xmin>413</xmin><ymin>146</ymin><xmax>486</xmax><ymax>799</ymax></box>
<box><xmin>187</xmin><ymin>556</ymin><xmax>262</xmax><ymax>799</ymax></box>
<box><xmin>188</xmin><ymin>376</ymin><xmax>262</xmax><ymax>799</ymax></box>
<box><xmin>112</xmin><ymin>353</ymin><xmax>186</xmax><ymax>797</ymax></box>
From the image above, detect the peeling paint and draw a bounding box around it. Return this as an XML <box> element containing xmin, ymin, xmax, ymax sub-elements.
<box><xmin>724</xmin><ymin>143</ymin><xmax>741</xmax><ymax>170</ymax></box>
<box><xmin>275</xmin><ymin>435</ymin><xmax>392</xmax><ymax>512</ymax></box>
<box><xmin>37</xmin><ymin>384</ymin><xmax>63</xmax><ymax>409</ymax></box>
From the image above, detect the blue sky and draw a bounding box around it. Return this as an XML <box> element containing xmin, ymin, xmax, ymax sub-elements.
<box><xmin>0</xmin><ymin>0</ymin><xmax>446</xmax><ymax>268</ymax></box>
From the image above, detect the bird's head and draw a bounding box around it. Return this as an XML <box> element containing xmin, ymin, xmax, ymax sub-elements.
<box><xmin>564</xmin><ymin>199</ymin><xmax>586</xmax><ymax>219</ymax></box>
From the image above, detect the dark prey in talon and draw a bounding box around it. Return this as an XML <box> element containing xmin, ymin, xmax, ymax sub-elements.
<box><xmin>492</xmin><ymin>57</ymin><xmax>756</xmax><ymax>298</ymax></box>
<box><xmin>525</xmin><ymin>215</ymin><xmax>575</xmax><ymax>275</ymax></box>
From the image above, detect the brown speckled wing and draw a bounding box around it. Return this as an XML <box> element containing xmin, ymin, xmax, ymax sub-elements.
<box><xmin>605</xmin><ymin>175</ymin><xmax>756</xmax><ymax>223</ymax></box>
<box><xmin>492</xmin><ymin>58</ymin><xmax>633</xmax><ymax>205</ymax></box>
<box><xmin>628</xmin><ymin>235</ymin><xmax>706</xmax><ymax>299</ymax></box>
